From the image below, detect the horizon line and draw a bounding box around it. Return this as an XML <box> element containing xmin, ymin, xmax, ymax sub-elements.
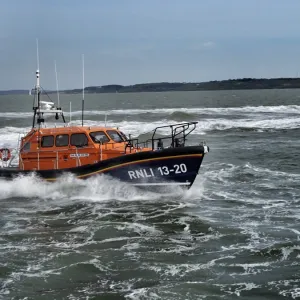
<box><xmin>1</xmin><ymin>76</ymin><xmax>300</xmax><ymax>92</ymax></box>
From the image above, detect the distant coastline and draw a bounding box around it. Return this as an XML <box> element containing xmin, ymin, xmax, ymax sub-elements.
<box><xmin>1</xmin><ymin>78</ymin><xmax>300</xmax><ymax>95</ymax></box>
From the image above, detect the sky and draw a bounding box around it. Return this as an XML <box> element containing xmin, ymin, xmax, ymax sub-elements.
<box><xmin>1</xmin><ymin>0</ymin><xmax>300</xmax><ymax>90</ymax></box>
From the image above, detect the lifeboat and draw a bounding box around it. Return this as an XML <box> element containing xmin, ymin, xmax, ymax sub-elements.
<box><xmin>0</xmin><ymin>68</ymin><xmax>209</xmax><ymax>189</ymax></box>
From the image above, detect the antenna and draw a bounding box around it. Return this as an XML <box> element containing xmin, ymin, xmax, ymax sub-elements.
<box><xmin>54</xmin><ymin>60</ymin><xmax>60</xmax><ymax>108</ymax></box>
<box><xmin>81</xmin><ymin>54</ymin><xmax>85</xmax><ymax>126</ymax></box>
<box><xmin>36</xmin><ymin>38</ymin><xmax>40</xmax><ymax>71</ymax></box>
<box><xmin>70</xmin><ymin>101</ymin><xmax>72</xmax><ymax>124</ymax></box>
<box><xmin>35</xmin><ymin>39</ymin><xmax>40</xmax><ymax>100</ymax></box>
<box><xmin>32</xmin><ymin>38</ymin><xmax>42</xmax><ymax>128</ymax></box>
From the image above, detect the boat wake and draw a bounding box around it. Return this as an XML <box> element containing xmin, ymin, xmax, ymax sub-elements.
<box><xmin>0</xmin><ymin>173</ymin><xmax>193</xmax><ymax>203</ymax></box>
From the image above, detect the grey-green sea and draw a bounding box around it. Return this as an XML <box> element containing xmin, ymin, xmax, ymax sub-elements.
<box><xmin>0</xmin><ymin>89</ymin><xmax>300</xmax><ymax>299</ymax></box>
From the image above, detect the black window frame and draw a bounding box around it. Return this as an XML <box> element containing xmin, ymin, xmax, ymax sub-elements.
<box><xmin>55</xmin><ymin>134</ymin><xmax>69</xmax><ymax>147</ymax></box>
<box><xmin>70</xmin><ymin>133</ymin><xmax>88</xmax><ymax>147</ymax></box>
<box><xmin>89</xmin><ymin>131</ymin><xmax>110</xmax><ymax>144</ymax></box>
<box><xmin>41</xmin><ymin>135</ymin><xmax>54</xmax><ymax>148</ymax></box>
<box><xmin>119</xmin><ymin>131</ymin><xmax>128</xmax><ymax>141</ymax></box>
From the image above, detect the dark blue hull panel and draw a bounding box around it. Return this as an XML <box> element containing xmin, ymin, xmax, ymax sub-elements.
<box><xmin>104</xmin><ymin>154</ymin><xmax>203</xmax><ymax>187</ymax></box>
<box><xmin>0</xmin><ymin>146</ymin><xmax>207</xmax><ymax>189</ymax></box>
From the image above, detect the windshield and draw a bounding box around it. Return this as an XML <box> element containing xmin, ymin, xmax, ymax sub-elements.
<box><xmin>89</xmin><ymin>131</ymin><xmax>110</xmax><ymax>144</ymax></box>
<box><xmin>107</xmin><ymin>130</ymin><xmax>125</xmax><ymax>142</ymax></box>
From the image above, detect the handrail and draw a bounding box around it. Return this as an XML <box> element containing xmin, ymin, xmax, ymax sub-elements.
<box><xmin>75</xmin><ymin>147</ymin><xmax>81</xmax><ymax>166</ymax></box>
<box><xmin>151</xmin><ymin>121</ymin><xmax>198</xmax><ymax>139</ymax></box>
<box><xmin>127</xmin><ymin>121</ymin><xmax>198</xmax><ymax>151</ymax></box>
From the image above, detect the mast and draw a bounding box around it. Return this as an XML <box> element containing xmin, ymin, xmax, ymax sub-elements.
<box><xmin>32</xmin><ymin>39</ymin><xmax>41</xmax><ymax>128</ymax></box>
<box><xmin>54</xmin><ymin>60</ymin><xmax>60</xmax><ymax>108</ymax></box>
<box><xmin>36</xmin><ymin>38</ymin><xmax>40</xmax><ymax>110</ymax></box>
<box><xmin>31</xmin><ymin>39</ymin><xmax>66</xmax><ymax>129</ymax></box>
<box><xmin>81</xmin><ymin>54</ymin><xmax>85</xmax><ymax>126</ymax></box>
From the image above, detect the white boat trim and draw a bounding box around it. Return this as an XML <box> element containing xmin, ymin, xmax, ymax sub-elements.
<box><xmin>130</xmin><ymin>182</ymin><xmax>191</xmax><ymax>186</ymax></box>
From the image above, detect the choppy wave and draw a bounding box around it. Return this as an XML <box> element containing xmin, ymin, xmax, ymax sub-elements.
<box><xmin>200</xmin><ymin>161</ymin><xmax>300</xmax><ymax>203</ymax></box>
<box><xmin>168</xmin><ymin>111</ymin><xmax>198</xmax><ymax>121</ymax></box>
<box><xmin>1</xmin><ymin>167</ymin><xmax>299</xmax><ymax>299</ymax></box>
<box><xmin>1</xmin><ymin>164</ymin><xmax>300</xmax><ymax>299</ymax></box>
<box><xmin>201</xmin><ymin>116</ymin><xmax>300</xmax><ymax>132</ymax></box>
<box><xmin>1</xmin><ymin>97</ymin><xmax>300</xmax><ymax>299</ymax></box>
<box><xmin>0</xmin><ymin>103</ymin><xmax>299</xmax><ymax>149</ymax></box>
<box><xmin>82</xmin><ymin>104</ymin><xmax>300</xmax><ymax>116</ymax></box>
<box><xmin>1</xmin><ymin>104</ymin><xmax>300</xmax><ymax>119</ymax></box>
<box><xmin>1</xmin><ymin>114</ymin><xmax>300</xmax><ymax>148</ymax></box>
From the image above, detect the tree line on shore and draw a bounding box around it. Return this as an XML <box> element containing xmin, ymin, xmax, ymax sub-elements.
<box><xmin>2</xmin><ymin>78</ymin><xmax>300</xmax><ymax>95</ymax></box>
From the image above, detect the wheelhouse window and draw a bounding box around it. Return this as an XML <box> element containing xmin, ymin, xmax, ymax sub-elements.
<box><xmin>56</xmin><ymin>134</ymin><xmax>69</xmax><ymax>147</ymax></box>
<box><xmin>70</xmin><ymin>133</ymin><xmax>88</xmax><ymax>147</ymax></box>
<box><xmin>90</xmin><ymin>131</ymin><xmax>110</xmax><ymax>144</ymax></box>
<box><xmin>41</xmin><ymin>135</ymin><xmax>54</xmax><ymax>147</ymax></box>
<box><xmin>107</xmin><ymin>130</ymin><xmax>125</xmax><ymax>142</ymax></box>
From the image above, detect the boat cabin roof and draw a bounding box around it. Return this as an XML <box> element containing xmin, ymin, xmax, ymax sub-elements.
<box><xmin>26</xmin><ymin>126</ymin><xmax>124</xmax><ymax>136</ymax></box>
<box><xmin>22</xmin><ymin>126</ymin><xmax>127</xmax><ymax>145</ymax></box>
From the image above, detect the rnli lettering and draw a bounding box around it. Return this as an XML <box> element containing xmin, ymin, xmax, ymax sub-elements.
<box><xmin>128</xmin><ymin>164</ymin><xmax>187</xmax><ymax>180</ymax></box>
<box><xmin>70</xmin><ymin>153</ymin><xmax>89</xmax><ymax>158</ymax></box>
<box><xmin>128</xmin><ymin>168</ymin><xmax>154</xmax><ymax>179</ymax></box>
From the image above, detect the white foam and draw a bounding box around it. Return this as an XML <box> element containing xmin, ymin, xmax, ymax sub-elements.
<box><xmin>202</xmin><ymin>162</ymin><xmax>300</xmax><ymax>195</ymax></box>
<box><xmin>0</xmin><ymin>112</ymin><xmax>32</xmax><ymax>118</ymax></box>
<box><xmin>1</xmin><ymin>114</ymin><xmax>299</xmax><ymax>150</ymax></box>
<box><xmin>125</xmin><ymin>288</ymin><xmax>160</xmax><ymax>300</ymax></box>
<box><xmin>217</xmin><ymin>282</ymin><xmax>261</xmax><ymax>297</ymax></box>
<box><xmin>0</xmin><ymin>126</ymin><xmax>29</xmax><ymax>148</ymax></box>
<box><xmin>146</xmin><ymin>256</ymin><xmax>228</xmax><ymax>278</ymax></box>
<box><xmin>68</xmin><ymin>225</ymin><xmax>88</xmax><ymax>233</ymax></box>
<box><xmin>230</xmin><ymin>262</ymin><xmax>271</xmax><ymax>274</ymax></box>
<box><xmin>281</xmin><ymin>245</ymin><xmax>300</xmax><ymax>261</ymax></box>
<box><xmin>0</xmin><ymin>173</ymin><xmax>187</xmax><ymax>202</ymax></box>
<box><xmin>269</xmin><ymin>279</ymin><xmax>300</xmax><ymax>299</ymax></box>
<box><xmin>116</xmin><ymin>222</ymin><xmax>163</xmax><ymax>235</ymax></box>
<box><xmin>28</xmin><ymin>104</ymin><xmax>300</xmax><ymax>117</ymax></box>
<box><xmin>280</xmin><ymin>288</ymin><xmax>300</xmax><ymax>299</ymax></box>
<box><xmin>1</xmin><ymin>104</ymin><xmax>300</xmax><ymax>119</ymax></box>
<box><xmin>1</xmin><ymin>106</ymin><xmax>299</xmax><ymax>150</ymax></box>
<box><xmin>198</xmin><ymin>116</ymin><xmax>300</xmax><ymax>132</ymax></box>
